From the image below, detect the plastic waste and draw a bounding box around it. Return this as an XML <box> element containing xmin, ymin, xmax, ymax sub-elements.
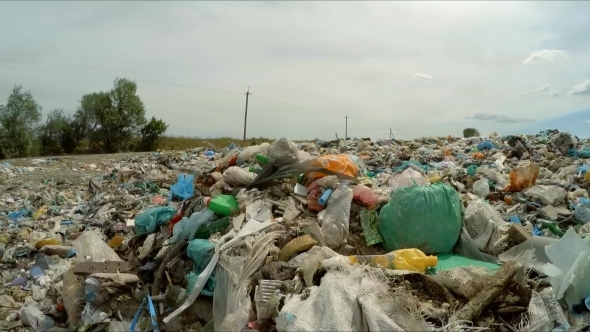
<box><xmin>21</xmin><ymin>305</ymin><xmax>55</xmax><ymax>331</ymax></box>
<box><xmin>170</xmin><ymin>173</ymin><xmax>195</xmax><ymax>200</ymax></box>
<box><xmin>477</xmin><ymin>140</ymin><xmax>494</xmax><ymax>150</ymax></box>
<box><xmin>318</xmin><ymin>188</ymin><xmax>333</xmax><ymax>205</ymax></box>
<box><xmin>208</xmin><ymin>195</ymin><xmax>239</xmax><ymax>216</ymax></box>
<box><xmin>387</xmin><ymin>168</ymin><xmax>428</xmax><ymax>191</ymax></box>
<box><xmin>503</xmin><ymin>164</ymin><xmax>539</xmax><ymax>192</ymax></box>
<box><xmin>63</xmin><ymin>268</ymin><xmax>86</xmax><ymax>327</ymax></box>
<box><xmin>134</xmin><ymin>206</ymin><xmax>177</xmax><ymax>235</ymax></box>
<box><xmin>352</xmin><ymin>184</ymin><xmax>379</xmax><ymax>206</ymax></box>
<box><xmin>222</xmin><ymin>166</ymin><xmax>257</xmax><ymax>186</ymax></box>
<box><xmin>194</xmin><ymin>216</ymin><xmax>231</xmax><ymax>239</ymax></box>
<box><xmin>304</xmin><ymin>154</ymin><xmax>360</xmax><ymax>184</ymax></box>
<box><xmin>473</xmin><ymin>178</ymin><xmax>490</xmax><ymax>197</ymax></box>
<box><xmin>236</xmin><ymin>143</ymin><xmax>270</xmax><ymax>165</ymax></box>
<box><xmin>169</xmin><ymin>208</ymin><xmax>215</xmax><ymax>244</ymax></box>
<box><xmin>72</xmin><ymin>231</ymin><xmax>122</xmax><ymax>263</ymax></box>
<box><xmin>319</xmin><ymin>183</ymin><xmax>353</xmax><ymax>248</ymax></box>
<box><xmin>186</xmin><ymin>239</ymin><xmax>217</xmax><ymax>296</ymax></box>
<box><xmin>267</xmin><ymin>137</ymin><xmax>300</xmax><ymax>166</ymax></box>
<box><xmin>326</xmin><ymin>248</ymin><xmax>437</xmax><ymax>273</ymax></box>
<box><xmin>359</xmin><ymin>210</ymin><xmax>383</xmax><ymax>246</ymax></box>
<box><xmin>543</xmin><ymin>227</ymin><xmax>590</xmax><ymax>310</ymax></box>
<box><xmin>523</xmin><ymin>185</ymin><xmax>567</xmax><ymax>205</ymax></box>
<box><xmin>379</xmin><ymin>183</ymin><xmax>462</xmax><ymax>254</ymax></box>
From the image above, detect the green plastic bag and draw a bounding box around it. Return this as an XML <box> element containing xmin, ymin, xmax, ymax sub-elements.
<box><xmin>186</xmin><ymin>239</ymin><xmax>216</xmax><ymax>296</ymax></box>
<box><xmin>378</xmin><ymin>183</ymin><xmax>462</xmax><ymax>254</ymax></box>
<box><xmin>134</xmin><ymin>206</ymin><xmax>177</xmax><ymax>235</ymax></box>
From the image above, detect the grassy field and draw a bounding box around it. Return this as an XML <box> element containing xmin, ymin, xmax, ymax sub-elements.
<box><xmin>157</xmin><ymin>135</ymin><xmax>276</xmax><ymax>151</ymax></box>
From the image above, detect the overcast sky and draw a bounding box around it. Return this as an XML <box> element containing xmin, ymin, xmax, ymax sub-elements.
<box><xmin>1</xmin><ymin>1</ymin><xmax>589</xmax><ymax>140</ymax></box>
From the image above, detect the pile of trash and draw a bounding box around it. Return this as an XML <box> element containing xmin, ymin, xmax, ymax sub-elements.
<box><xmin>2</xmin><ymin>131</ymin><xmax>590</xmax><ymax>331</ymax></box>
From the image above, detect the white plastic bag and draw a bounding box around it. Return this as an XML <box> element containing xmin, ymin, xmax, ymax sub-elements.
<box><xmin>222</xmin><ymin>167</ymin><xmax>257</xmax><ymax>186</ymax></box>
<box><xmin>464</xmin><ymin>200</ymin><xmax>510</xmax><ymax>255</ymax></box>
<box><xmin>473</xmin><ymin>179</ymin><xmax>490</xmax><ymax>198</ymax></box>
<box><xmin>236</xmin><ymin>143</ymin><xmax>270</xmax><ymax>165</ymax></box>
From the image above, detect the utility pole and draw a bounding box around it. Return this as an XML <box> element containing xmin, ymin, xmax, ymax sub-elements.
<box><xmin>243</xmin><ymin>87</ymin><xmax>252</xmax><ymax>142</ymax></box>
<box><xmin>345</xmin><ymin>115</ymin><xmax>349</xmax><ymax>140</ymax></box>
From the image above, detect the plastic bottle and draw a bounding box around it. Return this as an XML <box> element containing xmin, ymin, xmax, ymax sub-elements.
<box><xmin>347</xmin><ymin>248</ymin><xmax>437</xmax><ymax>273</ymax></box>
<box><xmin>320</xmin><ymin>183</ymin><xmax>353</xmax><ymax>248</ymax></box>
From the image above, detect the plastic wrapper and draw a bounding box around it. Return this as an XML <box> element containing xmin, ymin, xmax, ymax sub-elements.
<box><xmin>523</xmin><ymin>185</ymin><xmax>567</xmax><ymax>205</ymax></box>
<box><xmin>169</xmin><ymin>208</ymin><xmax>215</xmax><ymax>244</ymax></box>
<box><xmin>186</xmin><ymin>239</ymin><xmax>217</xmax><ymax>296</ymax></box>
<box><xmin>304</xmin><ymin>154</ymin><xmax>360</xmax><ymax>185</ymax></box>
<box><xmin>222</xmin><ymin>166</ymin><xmax>257</xmax><ymax>186</ymax></box>
<box><xmin>463</xmin><ymin>200</ymin><xmax>510</xmax><ymax>255</ymax></box>
<box><xmin>503</xmin><ymin>164</ymin><xmax>539</xmax><ymax>192</ymax></box>
<box><xmin>352</xmin><ymin>184</ymin><xmax>379</xmax><ymax>206</ymax></box>
<box><xmin>63</xmin><ymin>267</ymin><xmax>86</xmax><ymax>327</ymax></box>
<box><xmin>73</xmin><ymin>231</ymin><xmax>122</xmax><ymax>263</ymax></box>
<box><xmin>319</xmin><ymin>185</ymin><xmax>353</xmax><ymax>248</ymax></box>
<box><xmin>169</xmin><ymin>173</ymin><xmax>195</xmax><ymax>200</ymax></box>
<box><xmin>387</xmin><ymin>168</ymin><xmax>428</xmax><ymax>192</ymax></box>
<box><xmin>268</xmin><ymin>137</ymin><xmax>300</xmax><ymax>167</ymax></box>
<box><xmin>134</xmin><ymin>206</ymin><xmax>177</xmax><ymax>235</ymax></box>
<box><xmin>21</xmin><ymin>305</ymin><xmax>55</xmax><ymax>331</ymax></box>
<box><xmin>236</xmin><ymin>143</ymin><xmax>270</xmax><ymax>165</ymax></box>
<box><xmin>472</xmin><ymin>178</ymin><xmax>490</xmax><ymax>197</ymax></box>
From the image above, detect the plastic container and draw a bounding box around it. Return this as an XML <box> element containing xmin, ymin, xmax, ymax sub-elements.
<box><xmin>208</xmin><ymin>195</ymin><xmax>239</xmax><ymax>216</ymax></box>
<box><xmin>348</xmin><ymin>248</ymin><xmax>437</xmax><ymax>273</ymax></box>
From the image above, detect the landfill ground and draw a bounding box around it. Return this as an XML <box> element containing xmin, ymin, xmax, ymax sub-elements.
<box><xmin>1</xmin><ymin>132</ymin><xmax>590</xmax><ymax>332</ymax></box>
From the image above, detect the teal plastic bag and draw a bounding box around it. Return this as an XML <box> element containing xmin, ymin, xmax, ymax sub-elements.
<box><xmin>186</xmin><ymin>239</ymin><xmax>216</xmax><ymax>296</ymax></box>
<box><xmin>378</xmin><ymin>183</ymin><xmax>462</xmax><ymax>254</ymax></box>
<box><xmin>134</xmin><ymin>206</ymin><xmax>177</xmax><ymax>235</ymax></box>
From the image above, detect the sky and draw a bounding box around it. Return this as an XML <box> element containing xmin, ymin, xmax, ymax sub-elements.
<box><xmin>0</xmin><ymin>1</ymin><xmax>589</xmax><ymax>141</ymax></box>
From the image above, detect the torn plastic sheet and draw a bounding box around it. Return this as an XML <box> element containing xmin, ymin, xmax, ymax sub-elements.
<box><xmin>163</xmin><ymin>213</ymin><xmax>275</xmax><ymax>325</ymax></box>
<box><xmin>541</xmin><ymin>227</ymin><xmax>590</xmax><ymax>309</ymax></box>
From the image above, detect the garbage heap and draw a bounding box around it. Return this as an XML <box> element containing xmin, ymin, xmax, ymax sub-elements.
<box><xmin>2</xmin><ymin>130</ymin><xmax>590</xmax><ymax>331</ymax></box>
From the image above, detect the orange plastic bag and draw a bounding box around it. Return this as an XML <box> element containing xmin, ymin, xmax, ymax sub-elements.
<box><xmin>473</xmin><ymin>152</ymin><xmax>485</xmax><ymax>159</ymax></box>
<box><xmin>503</xmin><ymin>164</ymin><xmax>539</xmax><ymax>192</ymax></box>
<box><xmin>305</xmin><ymin>154</ymin><xmax>359</xmax><ymax>184</ymax></box>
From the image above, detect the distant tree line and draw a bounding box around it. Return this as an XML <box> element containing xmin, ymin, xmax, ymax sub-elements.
<box><xmin>0</xmin><ymin>78</ymin><xmax>168</xmax><ymax>159</ymax></box>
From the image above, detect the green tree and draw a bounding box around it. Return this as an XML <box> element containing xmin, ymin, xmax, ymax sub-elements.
<box><xmin>0</xmin><ymin>85</ymin><xmax>42</xmax><ymax>158</ymax></box>
<box><xmin>39</xmin><ymin>109</ymin><xmax>69</xmax><ymax>156</ymax></box>
<box><xmin>463</xmin><ymin>127</ymin><xmax>480</xmax><ymax>138</ymax></box>
<box><xmin>139</xmin><ymin>117</ymin><xmax>168</xmax><ymax>151</ymax></box>
<box><xmin>78</xmin><ymin>78</ymin><xmax>147</xmax><ymax>153</ymax></box>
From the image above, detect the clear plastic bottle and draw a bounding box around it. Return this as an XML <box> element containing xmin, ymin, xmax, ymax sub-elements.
<box><xmin>320</xmin><ymin>182</ymin><xmax>353</xmax><ymax>248</ymax></box>
<box><xmin>348</xmin><ymin>248</ymin><xmax>437</xmax><ymax>273</ymax></box>
<box><xmin>169</xmin><ymin>208</ymin><xmax>215</xmax><ymax>244</ymax></box>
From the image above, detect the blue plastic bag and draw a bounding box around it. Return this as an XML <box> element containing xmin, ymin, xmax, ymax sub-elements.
<box><xmin>186</xmin><ymin>239</ymin><xmax>216</xmax><ymax>296</ymax></box>
<box><xmin>477</xmin><ymin>140</ymin><xmax>494</xmax><ymax>151</ymax></box>
<box><xmin>134</xmin><ymin>206</ymin><xmax>177</xmax><ymax>235</ymax></box>
<box><xmin>169</xmin><ymin>173</ymin><xmax>195</xmax><ymax>201</ymax></box>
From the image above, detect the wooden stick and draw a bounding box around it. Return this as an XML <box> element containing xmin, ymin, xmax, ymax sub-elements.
<box><xmin>449</xmin><ymin>261</ymin><xmax>519</xmax><ymax>324</ymax></box>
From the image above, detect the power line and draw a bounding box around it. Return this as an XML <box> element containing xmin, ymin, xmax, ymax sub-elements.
<box><xmin>0</xmin><ymin>64</ymin><xmax>319</xmax><ymax>112</ymax></box>
<box><xmin>243</xmin><ymin>87</ymin><xmax>252</xmax><ymax>141</ymax></box>
<box><xmin>0</xmin><ymin>58</ymin><xmax>244</xmax><ymax>91</ymax></box>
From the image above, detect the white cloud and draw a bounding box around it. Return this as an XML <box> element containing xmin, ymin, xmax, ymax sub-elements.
<box><xmin>568</xmin><ymin>79</ymin><xmax>590</xmax><ymax>97</ymax></box>
<box><xmin>520</xmin><ymin>84</ymin><xmax>550</xmax><ymax>95</ymax></box>
<box><xmin>522</xmin><ymin>49</ymin><xmax>569</xmax><ymax>65</ymax></box>
<box><xmin>466</xmin><ymin>112</ymin><xmax>537</xmax><ymax>123</ymax></box>
<box><xmin>0</xmin><ymin>2</ymin><xmax>589</xmax><ymax>139</ymax></box>
<box><xmin>412</xmin><ymin>73</ymin><xmax>433</xmax><ymax>82</ymax></box>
